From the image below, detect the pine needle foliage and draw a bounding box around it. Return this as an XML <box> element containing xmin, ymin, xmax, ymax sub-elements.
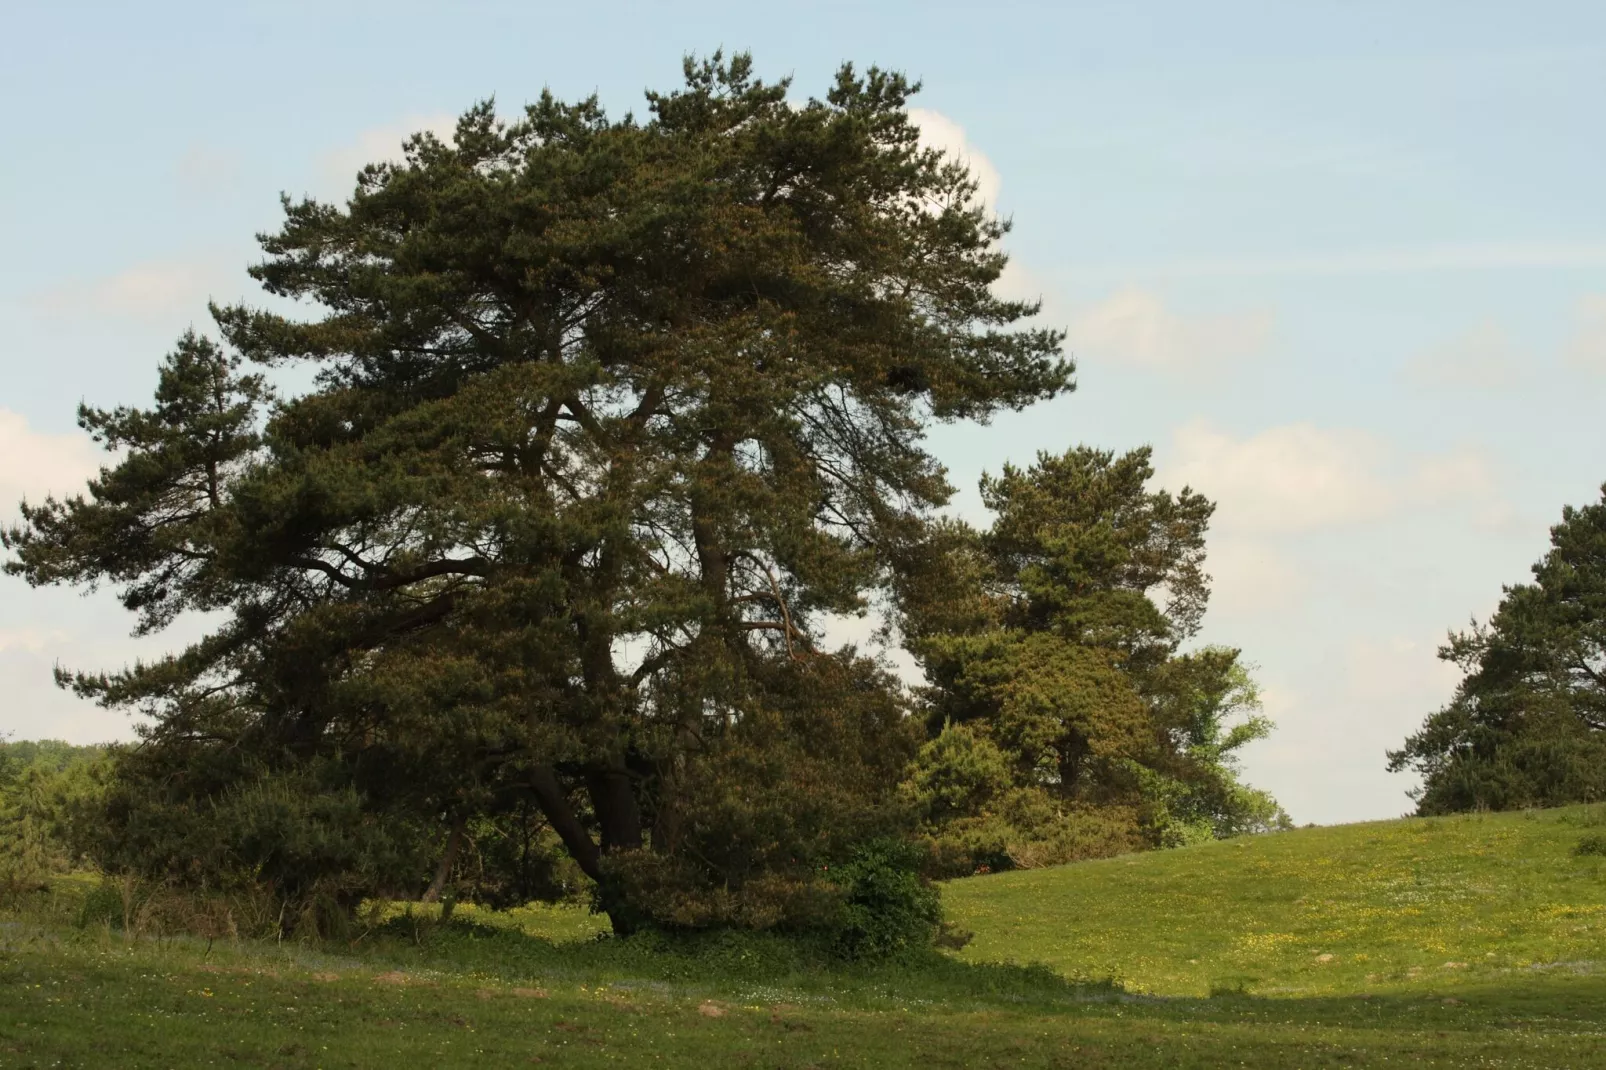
<box><xmin>897</xmin><ymin>447</ymin><xmax>1287</xmax><ymax>873</ymax></box>
<box><xmin>1390</xmin><ymin>484</ymin><xmax>1606</xmax><ymax>813</ymax></box>
<box><xmin>3</xmin><ymin>53</ymin><xmax>1069</xmax><ymax>933</ymax></box>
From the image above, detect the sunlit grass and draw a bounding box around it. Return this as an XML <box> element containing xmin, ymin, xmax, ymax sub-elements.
<box><xmin>942</xmin><ymin>803</ymin><xmax>1606</xmax><ymax>996</ymax></box>
<box><xmin>363</xmin><ymin>897</ymin><xmax>611</xmax><ymax>944</ymax></box>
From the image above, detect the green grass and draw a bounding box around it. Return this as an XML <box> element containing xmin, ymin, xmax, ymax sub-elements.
<box><xmin>3</xmin><ymin>806</ymin><xmax>1605</xmax><ymax>1067</ymax></box>
<box><xmin>944</xmin><ymin>804</ymin><xmax>1606</xmax><ymax>998</ymax></box>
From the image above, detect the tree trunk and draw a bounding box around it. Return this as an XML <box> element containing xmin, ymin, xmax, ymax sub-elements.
<box><xmin>421</xmin><ymin>814</ymin><xmax>466</xmax><ymax>903</ymax></box>
<box><xmin>529</xmin><ymin>763</ymin><xmax>603</xmax><ymax>882</ymax></box>
<box><xmin>585</xmin><ymin>765</ymin><xmax>647</xmax><ymax>935</ymax></box>
<box><xmin>587</xmin><ymin>767</ymin><xmax>643</xmax><ymax>851</ymax></box>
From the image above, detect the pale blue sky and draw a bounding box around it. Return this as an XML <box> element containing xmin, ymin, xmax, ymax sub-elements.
<box><xmin>3</xmin><ymin>1</ymin><xmax>1605</xmax><ymax>823</ymax></box>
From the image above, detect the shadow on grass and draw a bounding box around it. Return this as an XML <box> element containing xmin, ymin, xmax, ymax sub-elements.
<box><xmin>361</xmin><ymin>913</ymin><xmax>1125</xmax><ymax>1010</ymax></box>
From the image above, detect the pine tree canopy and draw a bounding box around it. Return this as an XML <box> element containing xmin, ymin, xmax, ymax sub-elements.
<box><xmin>2</xmin><ymin>54</ymin><xmax>1071</xmax><ymax>931</ymax></box>
<box><xmin>896</xmin><ymin>446</ymin><xmax>1287</xmax><ymax>873</ymax></box>
<box><xmin>1389</xmin><ymin>484</ymin><xmax>1606</xmax><ymax>814</ymax></box>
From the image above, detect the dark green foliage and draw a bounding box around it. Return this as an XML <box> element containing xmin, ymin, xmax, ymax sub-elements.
<box><xmin>899</xmin><ymin>447</ymin><xmax>1287</xmax><ymax>873</ymax></box>
<box><xmin>3</xmin><ymin>53</ymin><xmax>1068</xmax><ymax>932</ymax></box>
<box><xmin>1390</xmin><ymin>485</ymin><xmax>1606</xmax><ymax>814</ymax></box>
<box><xmin>81</xmin><ymin>748</ymin><xmax>434</xmax><ymax>935</ymax></box>
<box><xmin>1572</xmin><ymin>833</ymin><xmax>1606</xmax><ymax>857</ymax></box>
<box><xmin>827</xmin><ymin>838</ymin><xmax>942</xmax><ymax>960</ymax></box>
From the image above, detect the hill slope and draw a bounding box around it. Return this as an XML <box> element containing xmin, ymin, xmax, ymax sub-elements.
<box><xmin>942</xmin><ymin>804</ymin><xmax>1606</xmax><ymax>996</ymax></box>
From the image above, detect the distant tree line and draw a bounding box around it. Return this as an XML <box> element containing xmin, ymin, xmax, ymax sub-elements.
<box><xmin>2</xmin><ymin>54</ymin><xmax>1284</xmax><ymax>946</ymax></box>
<box><xmin>0</xmin><ymin>740</ymin><xmax>106</xmax><ymax>899</ymax></box>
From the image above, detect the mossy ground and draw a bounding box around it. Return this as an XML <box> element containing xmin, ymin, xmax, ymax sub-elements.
<box><xmin>3</xmin><ymin>806</ymin><xmax>1605</xmax><ymax>1067</ymax></box>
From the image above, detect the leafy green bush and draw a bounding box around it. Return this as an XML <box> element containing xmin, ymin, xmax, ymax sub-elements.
<box><xmin>826</xmin><ymin>838</ymin><xmax>941</xmax><ymax>961</ymax></box>
<box><xmin>84</xmin><ymin>754</ymin><xmax>435</xmax><ymax>938</ymax></box>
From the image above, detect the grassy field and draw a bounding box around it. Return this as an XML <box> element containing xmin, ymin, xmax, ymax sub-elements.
<box><xmin>944</xmin><ymin>803</ymin><xmax>1606</xmax><ymax>998</ymax></box>
<box><xmin>2</xmin><ymin>806</ymin><xmax>1604</xmax><ymax>1068</ymax></box>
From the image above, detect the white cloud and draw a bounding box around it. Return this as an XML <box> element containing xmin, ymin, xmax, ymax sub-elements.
<box><xmin>907</xmin><ymin>108</ymin><xmax>1002</xmax><ymax>209</ymax></box>
<box><xmin>1165</xmin><ymin>422</ymin><xmax>1392</xmax><ymax>533</ymax></box>
<box><xmin>0</xmin><ymin>409</ymin><xmax>100</xmax><ymax>517</ymax></box>
<box><xmin>1564</xmin><ymin>294</ymin><xmax>1606</xmax><ymax>374</ymax></box>
<box><xmin>0</xmin><ymin>588</ymin><xmax>216</xmax><ymax>746</ymax></box>
<box><xmin>1406</xmin><ymin>445</ymin><xmax>1525</xmax><ymax>533</ymax></box>
<box><xmin>1405</xmin><ymin>321</ymin><xmax>1529</xmax><ymax>390</ymax></box>
<box><xmin>320</xmin><ymin>114</ymin><xmax>460</xmax><ymax>190</ymax></box>
<box><xmin>990</xmin><ymin>258</ymin><xmax>1069</xmax><ymax>325</ymax></box>
<box><xmin>1407</xmin><ymin>445</ymin><xmax>1497</xmax><ymax>504</ymax></box>
<box><xmin>0</xmin><ymin>637</ymin><xmax>142</xmax><ymax>745</ymax></box>
<box><xmin>32</xmin><ymin>258</ymin><xmax>242</xmax><ymax>324</ymax></box>
<box><xmin>1228</xmin><ymin>634</ymin><xmax>1464</xmax><ymax>825</ymax></box>
<box><xmin>1068</xmin><ymin>289</ymin><xmax>1274</xmax><ymax>374</ymax></box>
<box><xmin>1235</xmin><ymin>633</ymin><xmax>1464</xmax><ymax>825</ymax></box>
<box><xmin>1163</xmin><ymin>423</ymin><xmax>1506</xmax><ymax>536</ymax></box>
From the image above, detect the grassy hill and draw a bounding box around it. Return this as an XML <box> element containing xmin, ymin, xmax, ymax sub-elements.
<box><xmin>3</xmin><ymin>807</ymin><xmax>1605</xmax><ymax>1067</ymax></box>
<box><xmin>944</xmin><ymin>803</ymin><xmax>1606</xmax><ymax>997</ymax></box>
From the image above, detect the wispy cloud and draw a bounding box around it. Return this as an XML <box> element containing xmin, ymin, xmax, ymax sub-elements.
<box><xmin>0</xmin><ymin>409</ymin><xmax>100</xmax><ymax>518</ymax></box>
<box><xmin>1163</xmin><ymin>422</ymin><xmax>1507</xmax><ymax>535</ymax></box>
<box><xmin>1068</xmin><ymin>289</ymin><xmax>1274</xmax><ymax>375</ymax></box>
<box><xmin>175</xmin><ymin>143</ymin><xmax>242</xmax><ymax>194</ymax></box>
<box><xmin>1204</xmin><ymin>538</ymin><xmax>1309</xmax><ymax>617</ymax></box>
<box><xmin>1165</xmin><ymin>422</ymin><xmax>1392</xmax><ymax>533</ymax></box>
<box><xmin>31</xmin><ymin>258</ymin><xmax>244</xmax><ymax>325</ymax></box>
<box><xmin>0</xmin><ymin>628</ymin><xmax>71</xmax><ymax>655</ymax></box>
<box><xmin>319</xmin><ymin>114</ymin><xmax>459</xmax><ymax>192</ymax></box>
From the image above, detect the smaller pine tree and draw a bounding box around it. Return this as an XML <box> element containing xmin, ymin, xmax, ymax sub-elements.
<box><xmin>1390</xmin><ymin>484</ymin><xmax>1606</xmax><ymax>813</ymax></box>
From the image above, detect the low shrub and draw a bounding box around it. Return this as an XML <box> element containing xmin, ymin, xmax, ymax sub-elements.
<box><xmin>825</xmin><ymin>838</ymin><xmax>941</xmax><ymax>961</ymax></box>
<box><xmin>1572</xmin><ymin>833</ymin><xmax>1606</xmax><ymax>857</ymax></box>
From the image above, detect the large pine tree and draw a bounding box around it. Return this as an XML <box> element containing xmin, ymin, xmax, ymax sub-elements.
<box><xmin>4</xmin><ymin>55</ymin><xmax>1069</xmax><ymax>931</ymax></box>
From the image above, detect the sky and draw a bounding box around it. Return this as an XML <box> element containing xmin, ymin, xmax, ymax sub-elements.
<box><xmin>2</xmin><ymin>1</ymin><xmax>1605</xmax><ymax>826</ymax></box>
